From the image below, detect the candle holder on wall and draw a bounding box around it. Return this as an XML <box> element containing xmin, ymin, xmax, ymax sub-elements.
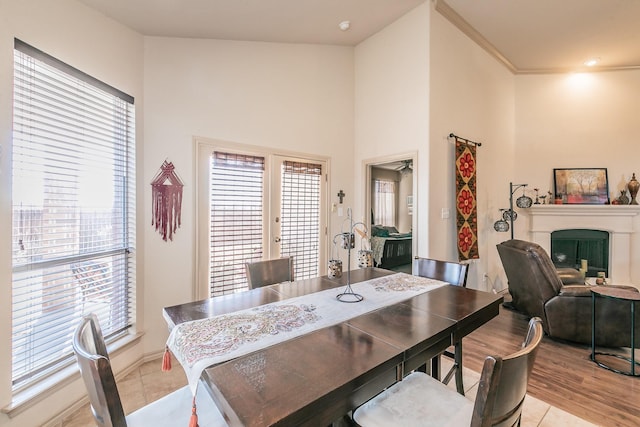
<box><xmin>334</xmin><ymin>208</ymin><xmax>365</xmax><ymax>303</ymax></box>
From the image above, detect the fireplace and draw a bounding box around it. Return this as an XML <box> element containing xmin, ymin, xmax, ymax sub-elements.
<box><xmin>550</xmin><ymin>229</ymin><xmax>609</xmax><ymax>277</ymax></box>
<box><xmin>526</xmin><ymin>205</ymin><xmax>640</xmax><ymax>284</ymax></box>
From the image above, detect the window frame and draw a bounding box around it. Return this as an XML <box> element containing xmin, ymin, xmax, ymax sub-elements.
<box><xmin>11</xmin><ymin>39</ymin><xmax>136</xmax><ymax>393</ymax></box>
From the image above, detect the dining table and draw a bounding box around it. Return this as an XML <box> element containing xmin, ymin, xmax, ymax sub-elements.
<box><xmin>163</xmin><ymin>267</ymin><xmax>503</xmax><ymax>427</ymax></box>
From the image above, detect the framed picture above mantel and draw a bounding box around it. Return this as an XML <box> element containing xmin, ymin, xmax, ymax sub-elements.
<box><xmin>553</xmin><ymin>168</ymin><xmax>609</xmax><ymax>205</ymax></box>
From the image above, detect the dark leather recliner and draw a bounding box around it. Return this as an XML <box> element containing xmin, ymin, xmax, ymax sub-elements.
<box><xmin>497</xmin><ymin>239</ymin><xmax>640</xmax><ymax>347</ymax></box>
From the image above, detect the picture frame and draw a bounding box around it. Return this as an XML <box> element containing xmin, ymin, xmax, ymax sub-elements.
<box><xmin>553</xmin><ymin>168</ymin><xmax>609</xmax><ymax>204</ymax></box>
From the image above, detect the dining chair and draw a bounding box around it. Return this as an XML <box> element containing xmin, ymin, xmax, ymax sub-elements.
<box><xmin>245</xmin><ymin>256</ymin><xmax>294</xmax><ymax>289</ymax></box>
<box><xmin>352</xmin><ymin>317</ymin><xmax>544</xmax><ymax>427</ymax></box>
<box><xmin>73</xmin><ymin>313</ymin><xmax>228</xmax><ymax>427</ymax></box>
<box><xmin>413</xmin><ymin>256</ymin><xmax>468</xmax><ymax>394</ymax></box>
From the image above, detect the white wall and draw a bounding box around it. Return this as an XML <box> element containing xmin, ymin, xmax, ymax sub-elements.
<box><xmin>0</xmin><ymin>1</ymin><xmax>144</xmax><ymax>425</ymax></box>
<box><xmin>429</xmin><ymin>6</ymin><xmax>515</xmax><ymax>291</ymax></box>
<box><xmin>355</xmin><ymin>3</ymin><xmax>516</xmax><ymax>292</ymax></box>
<box><xmin>514</xmin><ymin>70</ymin><xmax>640</xmax><ymax>283</ymax></box>
<box><xmin>142</xmin><ymin>37</ymin><xmax>354</xmax><ymax>352</ymax></box>
<box><xmin>515</xmin><ymin>71</ymin><xmax>640</xmax><ymax>199</ymax></box>
<box><xmin>397</xmin><ymin>171</ymin><xmax>413</xmax><ymax>233</ymax></box>
<box><xmin>354</xmin><ymin>2</ymin><xmax>430</xmax><ymax>258</ymax></box>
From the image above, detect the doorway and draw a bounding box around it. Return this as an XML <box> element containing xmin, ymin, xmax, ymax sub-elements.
<box><xmin>364</xmin><ymin>153</ymin><xmax>417</xmax><ymax>273</ymax></box>
<box><xmin>197</xmin><ymin>141</ymin><xmax>327</xmax><ymax>297</ymax></box>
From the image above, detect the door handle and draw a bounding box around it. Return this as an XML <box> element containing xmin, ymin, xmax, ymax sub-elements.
<box><xmin>274</xmin><ymin>237</ymin><xmax>281</xmax><ymax>243</ymax></box>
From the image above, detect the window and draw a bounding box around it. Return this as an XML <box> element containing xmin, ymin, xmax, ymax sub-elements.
<box><xmin>373</xmin><ymin>179</ymin><xmax>396</xmax><ymax>226</ymax></box>
<box><xmin>11</xmin><ymin>40</ymin><xmax>135</xmax><ymax>390</ymax></box>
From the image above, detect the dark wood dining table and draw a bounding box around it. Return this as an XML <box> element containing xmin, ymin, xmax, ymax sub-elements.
<box><xmin>163</xmin><ymin>267</ymin><xmax>503</xmax><ymax>427</ymax></box>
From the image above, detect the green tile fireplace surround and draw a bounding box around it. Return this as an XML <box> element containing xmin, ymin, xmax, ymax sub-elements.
<box><xmin>551</xmin><ymin>229</ymin><xmax>609</xmax><ymax>278</ymax></box>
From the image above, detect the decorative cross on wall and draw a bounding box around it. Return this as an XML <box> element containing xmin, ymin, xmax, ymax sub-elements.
<box><xmin>337</xmin><ymin>190</ymin><xmax>346</xmax><ymax>204</ymax></box>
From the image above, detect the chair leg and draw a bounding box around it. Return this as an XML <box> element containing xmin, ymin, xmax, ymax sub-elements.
<box><xmin>441</xmin><ymin>341</ymin><xmax>465</xmax><ymax>395</ymax></box>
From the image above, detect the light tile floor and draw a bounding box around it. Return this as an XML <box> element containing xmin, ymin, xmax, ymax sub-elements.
<box><xmin>445</xmin><ymin>359</ymin><xmax>599</xmax><ymax>427</ymax></box>
<box><xmin>58</xmin><ymin>357</ymin><xmax>599</xmax><ymax>427</ymax></box>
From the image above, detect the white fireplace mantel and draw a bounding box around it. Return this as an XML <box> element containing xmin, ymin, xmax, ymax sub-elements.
<box><xmin>526</xmin><ymin>205</ymin><xmax>640</xmax><ymax>284</ymax></box>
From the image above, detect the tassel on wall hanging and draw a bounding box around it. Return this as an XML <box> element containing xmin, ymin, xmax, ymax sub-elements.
<box><xmin>151</xmin><ymin>160</ymin><xmax>184</xmax><ymax>241</ymax></box>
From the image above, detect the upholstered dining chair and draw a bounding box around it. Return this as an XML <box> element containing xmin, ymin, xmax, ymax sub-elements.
<box><xmin>245</xmin><ymin>256</ymin><xmax>294</xmax><ymax>289</ymax></box>
<box><xmin>73</xmin><ymin>313</ymin><xmax>228</xmax><ymax>427</ymax></box>
<box><xmin>353</xmin><ymin>317</ymin><xmax>544</xmax><ymax>427</ymax></box>
<box><xmin>413</xmin><ymin>257</ymin><xmax>468</xmax><ymax>394</ymax></box>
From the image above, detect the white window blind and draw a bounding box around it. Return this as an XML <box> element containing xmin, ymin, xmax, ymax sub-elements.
<box><xmin>12</xmin><ymin>40</ymin><xmax>135</xmax><ymax>390</ymax></box>
<box><xmin>210</xmin><ymin>152</ymin><xmax>265</xmax><ymax>296</ymax></box>
<box><xmin>280</xmin><ymin>161</ymin><xmax>322</xmax><ymax>280</ymax></box>
<box><xmin>373</xmin><ymin>179</ymin><xmax>396</xmax><ymax>226</ymax></box>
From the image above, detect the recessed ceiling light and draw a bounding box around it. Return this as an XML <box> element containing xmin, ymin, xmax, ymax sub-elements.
<box><xmin>583</xmin><ymin>57</ymin><xmax>600</xmax><ymax>67</ymax></box>
<box><xmin>338</xmin><ymin>21</ymin><xmax>351</xmax><ymax>31</ymax></box>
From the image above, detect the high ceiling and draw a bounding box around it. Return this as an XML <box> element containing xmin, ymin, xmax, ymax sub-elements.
<box><xmin>441</xmin><ymin>0</ymin><xmax>640</xmax><ymax>73</ymax></box>
<box><xmin>78</xmin><ymin>0</ymin><xmax>640</xmax><ymax>74</ymax></box>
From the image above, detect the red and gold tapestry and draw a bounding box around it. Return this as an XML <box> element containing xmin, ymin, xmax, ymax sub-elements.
<box><xmin>455</xmin><ymin>138</ymin><xmax>479</xmax><ymax>260</ymax></box>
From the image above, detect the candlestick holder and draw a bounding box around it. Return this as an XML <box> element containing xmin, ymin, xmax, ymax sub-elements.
<box><xmin>335</xmin><ymin>208</ymin><xmax>365</xmax><ymax>303</ymax></box>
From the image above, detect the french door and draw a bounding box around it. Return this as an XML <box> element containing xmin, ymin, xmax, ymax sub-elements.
<box><xmin>200</xmin><ymin>144</ymin><xmax>326</xmax><ymax>297</ymax></box>
<box><xmin>271</xmin><ymin>156</ymin><xmax>324</xmax><ymax>280</ymax></box>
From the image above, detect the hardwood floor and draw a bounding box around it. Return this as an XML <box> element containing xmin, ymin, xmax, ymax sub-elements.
<box><xmin>463</xmin><ymin>298</ymin><xmax>640</xmax><ymax>427</ymax></box>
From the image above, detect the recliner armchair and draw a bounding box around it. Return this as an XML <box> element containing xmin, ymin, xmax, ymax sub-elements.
<box><xmin>497</xmin><ymin>239</ymin><xmax>640</xmax><ymax>347</ymax></box>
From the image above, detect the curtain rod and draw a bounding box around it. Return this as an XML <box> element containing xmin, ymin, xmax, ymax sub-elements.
<box><xmin>449</xmin><ymin>133</ymin><xmax>482</xmax><ymax>147</ymax></box>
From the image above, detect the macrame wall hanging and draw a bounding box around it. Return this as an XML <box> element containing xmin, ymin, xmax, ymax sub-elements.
<box><xmin>151</xmin><ymin>160</ymin><xmax>184</xmax><ymax>242</ymax></box>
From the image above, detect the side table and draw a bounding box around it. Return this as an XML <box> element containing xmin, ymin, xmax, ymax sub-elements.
<box><xmin>591</xmin><ymin>286</ymin><xmax>640</xmax><ymax>376</ymax></box>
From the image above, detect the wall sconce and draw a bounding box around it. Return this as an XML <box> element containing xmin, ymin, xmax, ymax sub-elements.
<box><xmin>494</xmin><ymin>182</ymin><xmax>532</xmax><ymax>240</ymax></box>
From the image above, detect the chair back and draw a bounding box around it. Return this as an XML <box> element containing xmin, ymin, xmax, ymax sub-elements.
<box><xmin>496</xmin><ymin>239</ymin><xmax>563</xmax><ymax>328</ymax></box>
<box><xmin>471</xmin><ymin>317</ymin><xmax>543</xmax><ymax>427</ymax></box>
<box><xmin>245</xmin><ymin>256</ymin><xmax>294</xmax><ymax>289</ymax></box>
<box><xmin>73</xmin><ymin>314</ymin><xmax>127</xmax><ymax>427</ymax></box>
<box><xmin>413</xmin><ymin>257</ymin><xmax>468</xmax><ymax>287</ymax></box>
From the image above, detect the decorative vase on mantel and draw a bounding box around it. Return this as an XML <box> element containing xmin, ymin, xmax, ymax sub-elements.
<box><xmin>629</xmin><ymin>173</ymin><xmax>640</xmax><ymax>205</ymax></box>
<box><xmin>617</xmin><ymin>190</ymin><xmax>629</xmax><ymax>205</ymax></box>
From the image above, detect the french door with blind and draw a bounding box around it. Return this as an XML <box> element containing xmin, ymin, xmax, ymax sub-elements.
<box><xmin>199</xmin><ymin>145</ymin><xmax>327</xmax><ymax>297</ymax></box>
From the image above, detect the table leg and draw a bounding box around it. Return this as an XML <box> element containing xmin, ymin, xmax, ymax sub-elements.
<box><xmin>591</xmin><ymin>293</ymin><xmax>596</xmax><ymax>362</ymax></box>
<box><xmin>591</xmin><ymin>291</ymin><xmax>640</xmax><ymax>376</ymax></box>
<box><xmin>631</xmin><ymin>301</ymin><xmax>636</xmax><ymax>376</ymax></box>
<box><xmin>431</xmin><ymin>355</ymin><xmax>441</xmax><ymax>380</ymax></box>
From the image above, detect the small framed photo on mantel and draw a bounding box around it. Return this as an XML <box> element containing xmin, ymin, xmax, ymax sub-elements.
<box><xmin>553</xmin><ymin>168</ymin><xmax>609</xmax><ymax>204</ymax></box>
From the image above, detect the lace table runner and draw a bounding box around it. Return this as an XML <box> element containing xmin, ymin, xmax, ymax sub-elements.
<box><xmin>166</xmin><ymin>272</ymin><xmax>446</xmax><ymax>394</ymax></box>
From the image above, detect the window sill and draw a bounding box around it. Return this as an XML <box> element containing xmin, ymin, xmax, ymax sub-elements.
<box><xmin>2</xmin><ymin>332</ymin><xmax>143</xmax><ymax>419</ymax></box>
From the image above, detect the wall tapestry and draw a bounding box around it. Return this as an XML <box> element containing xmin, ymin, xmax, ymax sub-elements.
<box><xmin>151</xmin><ymin>160</ymin><xmax>184</xmax><ymax>241</ymax></box>
<box><xmin>454</xmin><ymin>136</ymin><xmax>479</xmax><ymax>260</ymax></box>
